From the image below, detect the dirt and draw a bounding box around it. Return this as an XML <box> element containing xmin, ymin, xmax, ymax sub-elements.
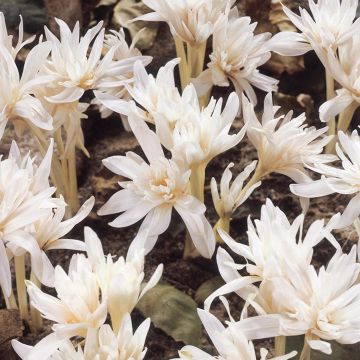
<box><xmin>1</xmin><ymin>2</ymin><xmax>360</xmax><ymax>359</ymax></box>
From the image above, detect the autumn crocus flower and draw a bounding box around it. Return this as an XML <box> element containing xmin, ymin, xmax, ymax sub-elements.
<box><xmin>174</xmin><ymin>309</ymin><xmax>296</xmax><ymax>360</ymax></box>
<box><xmin>242</xmin><ymin>93</ymin><xmax>335</xmax><ymax>208</ymax></box>
<box><xmin>0</xmin><ymin>12</ymin><xmax>35</xmax><ymax>58</ymax></box>
<box><xmin>291</xmin><ymin>130</ymin><xmax>360</xmax><ymax>229</ymax></box>
<box><xmin>13</xmin><ymin>315</ymin><xmax>150</xmax><ymax>360</ymax></box>
<box><xmin>98</xmin><ymin>114</ymin><xmax>215</xmax><ymax>259</ymax></box>
<box><xmin>0</xmin><ymin>42</ymin><xmax>53</xmax><ymax>139</ymax></box>
<box><xmin>84</xmin><ymin>227</ymin><xmax>163</xmax><ymax>332</ymax></box>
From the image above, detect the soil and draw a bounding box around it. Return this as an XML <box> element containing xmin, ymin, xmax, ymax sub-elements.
<box><xmin>1</xmin><ymin>1</ymin><xmax>360</xmax><ymax>359</ymax></box>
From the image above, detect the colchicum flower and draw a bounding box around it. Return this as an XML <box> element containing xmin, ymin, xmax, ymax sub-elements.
<box><xmin>242</xmin><ymin>93</ymin><xmax>336</xmax><ymax>204</ymax></box>
<box><xmin>0</xmin><ymin>12</ymin><xmax>35</xmax><ymax>58</ymax></box>
<box><xmin>211</xmin><ymin>161</ymin><xmax>261</xmax><ymax>226</ymax></box>
<box><xmin>0</xmin><ymin>140</ymin><xmax>57</xmax><ymax>298</ymax></box>
<box><xmin>174</xmin><ymin>309</ymin><xmax>296</xmax><ymax>360</ymax></box>
<box><xmin>0</xmin><ymin>41</ymin><xmax>53</xmax><ymax>139</ymax></box>
<box><xmin>291</xmin><ymin>130</ymin><xmax>360</xmax><ymax>229</ymax></box>
<box><xmin>92</xmin><ymin>28</ymin><xmax>152</xmax><ymax>130</ymax></box>
<box><xmin>194</xmin><ymin>8</ymin><xmax>306</xmax><ymax>105</ymax></box>
<box><xmin>283</xmin><ymin>0</ymin><xmax>360</xmax><ymax>58</ymax></box>
<box><xmin>98</xmin><ymin>115</ymin><xmax>215</xmax><ymax>259</ymax></box>
<box><xmin>13</xmin><ymin>315</ymin><xmax>150</xmax><ymax>360</ymax></box>
<box><xmin>84</xmin><ymin>227</ymin><xmax>163</xmax><ymax>332</ymax></box>
<box><xmin>136</xmin><ymin>0</ymin><xmax>236</xmax><ymax>46</ymax></box>
<box><xmin>6</xmin><ymin>196</ymin><xmax>95</xmax><ymax>287</ymax></box>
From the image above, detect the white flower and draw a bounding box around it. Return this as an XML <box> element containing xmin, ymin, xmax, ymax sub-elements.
<box><xmin>6</xmin><ymin>196</ymin><xmax>95</xmax><ymax>287</ymax></box>
<box><xmin>283</xmin><ymin>0</ymin><xmax>360</xmax><ymax>56</ymax></box>
<box><xmin>136</xmin><ymin>0</ymin><xmax>236</xmax><ymax>45</ymax></box>
<box><xmin>157</xmin><ymin>91</ymin><xmax>246</xmax><ymax>168</ymax></box>
<box><xmin>318</xmin><ymin>37</ymin><xmax>360</xmax><ymax>122</ymax></box>
<box><xmin>95</xmin><ymin>59</ymin><xmax>186</xmax><ymax>126</ymax></box>
<box><xmin>98</xmin><ymin>115</ymin><xmax>215</xmax><ymax>258</ymax></box>
<box><xmin>174</xmin><ymin>309</ymin><xmax>296</xmax><ymax>360</ymax></box>
<box><xmin>0</xmin><ymin>140</ymin><xmax>57</xmax><ymax>297</ymax></box>
<box><xmin>291</xmin><ymin>130</ymin><xmax>360</xmax><ymax>229</ymax></box>
<box><xmin>13</xmin><ymin>315</ymin><xmax>150</xmax><ymax>360</ymax></box>
<box><xmin>211</xmin><ymin>161</ymin><xmax>261</xmax><ymax>219</ymax></box>
<box><xmin>84</xmin><ymin>227</ymin><xmax>163</xmax><ymax>332</ymax></box>
<box><xmin>92</xmin><ymin>28</ymin><xmax>152</xmax><ymax>130</ymax></box>
<box><xmin>43</xmin><ymin>19</ymin><xmax>136</xmax><ymax>104</ymax></box>
<box><xmin>0</xmin><ymin>12</ymin><xmax>35</xmax><ymax>58</ymax></box>
<box><xmin>194</xmin><ymin>9</ymin><xmax>279</xmax><ymax>105</ymax></box>
<box><xmin>205</xmin><ymin>199</ymin><xmax>340</xmax><ymax>336</ymax></box>
<box><xmin>0</xmin><ymin>41</ymin><xmax>53</xmax><ymax>139</ymax></box>
<box><xmin>242</xmin><ymin>93</ymin><xmax>335</xmax><ymax>187</ymax></box>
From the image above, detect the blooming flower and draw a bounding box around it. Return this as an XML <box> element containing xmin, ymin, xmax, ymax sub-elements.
<box><xmin>0</xmin><ymin>140</ymin><xmax>57</xmax><ymax>297</ymax></box>
<box><xmin>283</xmin><ymin>0</ymin><xmax>360</xmax><ymax>57</ymax></box>
<box><xmin>318</xmin><ymin>36</ymin><xmax>360</xmax><ymax>122</ymax></box>
<box><xmin>98</xmin><ymin>115</ymin><xmax>215</xmax><ymax>258</ymax></box>
<box><xmin>0</xmin><ymin>12</ymin><xmax>35</xmax><ymax>58</ymax></box>
<box><xmin>205</xmin><ymin>199</ymin><xmax>340</xmax><ymax>337</ymax></box>
<box><xmin>84</xmin><ymin>226</ymin><xmax>163</xmax><ymax>332</ymax></box>
<box><xmin>242</xmin><ymin>93</ymin><xmax>335</xmax><ymax>195</ymax></box>
<box><xmin>291</xmin><ymin>130</ymin><xmax>360</xmax><ymax>229</ymax></box>
<box><xmin>92</xmin><ymin>28</ymin><xmax>152</xmax><ymax>130</ymax></box>
<box><xmin>0</xmin><ymin>41</ymin><xmax>53</xmax><ymax>139</ymax></box>
<box><xmin>174</xmin><ymin>309</ymin><xmax>296</xmax><ymax>360</ymax></box>
<box><xmin>136</xmin><ymin>0</ymin><xmax>236</xmax><ymax>46</ymax></box>
<box><xmin>6</xmin><ymin>196</ymin><xmax>95</xmax><ymax>287</ymax></box>
<box><xmin>211</xmin><ymin>161</ymin><xmax>261</xmax><ymax>220</ymax></box>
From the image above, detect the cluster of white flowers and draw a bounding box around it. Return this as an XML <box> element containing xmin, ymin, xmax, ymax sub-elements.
<box><xmin>2</xmin><ymin>0</ymin><xmax>360</xmax><ymax>359</ymax></box>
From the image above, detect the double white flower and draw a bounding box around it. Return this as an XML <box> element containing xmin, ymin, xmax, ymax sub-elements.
<box><xmin>98</xmin><ymin>115</ymin><xmax>215</xmax><ymax>258</ymax></box>
<box><xmin>0</xmin><ymin>140</ymin><xmax>57</xmax><ymax>298</ymax></box>
<box><xmin>174</xmin><ymin>309</ymin><xmax>296</xmax><ymax>360</ymax></box>
<box><xmin>242</xmin><ymin>93</ymin><xmax>335</xmax><ymax>200</ymax></box>
<box><xmin>291</xmin><ymin>129</ymin><xmax>360</xmax><ymax>228</ymax></box>
<box><xmin>137</xmin><ymin>0</ymin><xmax>235</xmax><ymax>46</ymax></box>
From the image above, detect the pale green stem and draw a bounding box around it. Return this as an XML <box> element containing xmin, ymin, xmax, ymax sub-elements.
<box><xmin>184</xmin><ymin>162</ymin><xmax>207</xmax><ymax>259</ymax></box>
<box><xmin>174</xmin><ymin>37</ymin><xmax>190</xmax><ymax>90</ymax></box>
<box><xmin>199</xmin><ymin>87</ymin><xmax>213</xmax><ymax>108</ymax></box>
<box><xmin>4</xmin><ymin>290</ymin><xmax>18</xmax><ymax>310</ymax></box>
<box><xmin>299</xmin><ymin>340</ymin><xmax>311</xmax><ymax>360</ymax></box>
<box><xmin>275</xmin><ymin>336</ymin><xmax>286</xmax><ymax>357</ymax></box>
<box><xmin>337</xmin><ymin>103</ymin><xmax>358</xmax><ymax>134</ymax></box>
<box><xmin>67</xmin><ymin>145</ymin><xmax>80</xmax><ymax>215</ymax></box>
<box><xmin>213</xmin><ymin>215</ymin><xmax>230</xmax><ymax>244</ymax></box>
<box><xmin>15</xmin><ymin>255</ymin><xmax>29</xmax><ymax>321</ymax></box>
<box><xmin>325</xmin><ymin>71</ymin><xmax>336</xmax><ymax>154</ymax></box>
<box><xmin>30</xmin><ymin>272</ymin><xmax>43</xmax><ymax>333</ymax></box>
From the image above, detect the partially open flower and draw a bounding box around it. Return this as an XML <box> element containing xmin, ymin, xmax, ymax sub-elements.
<box><xmin>291</xmin><ymin>130</ymin><xmax>360</xmax><ymax>229</ymax></box>
<box><xmin>98</xmin><ymin>115</ymin><xmax>215</xmax><ymax>259</ymax></box>
<box><xmin>0</xmin><ymin>41</ymin><xmax>53</xmax><ymax>139</ymax></box>
<box><xmin>174</xmin><ymin>309</ymin><xmax>296</xmax><ymax>360</ymax></box>
<box><xmin>136</xmin><ymin>0</ymin><xmax>236</xmax><ymax>46</ymax></box>
<box><xmin>242</xmin><ymin>93</ymin><xmax>335</xmax><ymax>196</ymax></box>
<box><xmin>84</xmin><ymin>227</ymin><xmax>163</xmax><ymax>332</ymax></box>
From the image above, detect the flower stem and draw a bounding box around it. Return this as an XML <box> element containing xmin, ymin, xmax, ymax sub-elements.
<box><xmin>15</xmin><ymin>255</ymin><xmax>29</xmax><ymax>321</ymax></box>
<box><xmin>67</xmin><ymin>145</ymin><xmax>80</xmax><ymax>215</ymax></box>
<box><xmin>30</xmin><ymin>272</ymin><xmax>43</xmax><ymax>333</ymax></box>
<box><xmin>213</xmin><ymin>216</ymin><xmax>230</xmax><ymax>244</ymax></box>
<box><xmin>275</xmin><ymin>336</ymin><xmax>286</xmax><ymax>357</ymax></box>
<box><xmin>337</xmin><ymin>103</ymin><xmax>358</xmax><ymax>134</ymax></box>
<box><xmin>325</xmin><ymin>70</ymin><xmax>336</xmax><ymax>154</ymax></box>
<box><xmin>299</xmin><ymin>340</ymin><xmax>311</xmax><ymax>360</ymax></box>
<box><xmin>184</xmin><ymin>163</ymin><xmax>207</xmax><ymax>259</ymax></box>
<box><xmin>175</xmin><ymin>37</ymin><xmax>190</xmax><ymax>90</ymax></box>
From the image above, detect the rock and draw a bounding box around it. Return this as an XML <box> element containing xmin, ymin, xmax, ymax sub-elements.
<box><xmin>0</xmin><ymin>309</ymin><xmax>23</xmax><ymax>360</ymax></box>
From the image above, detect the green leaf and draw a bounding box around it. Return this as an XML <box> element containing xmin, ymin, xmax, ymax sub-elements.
<box><xmin>136</xmin><ymin>283</ymin><xmax>202</xmax><ymax>346</ymax></box>
<box><xmin>286</xmin><ymin>335</ymin><xmax>360</xmax><ymax>359</ymax></box>
<box><xmin>195</xmin><ymin>276</ymin><xmax>225</xmax><ymax>305</ymax></box>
